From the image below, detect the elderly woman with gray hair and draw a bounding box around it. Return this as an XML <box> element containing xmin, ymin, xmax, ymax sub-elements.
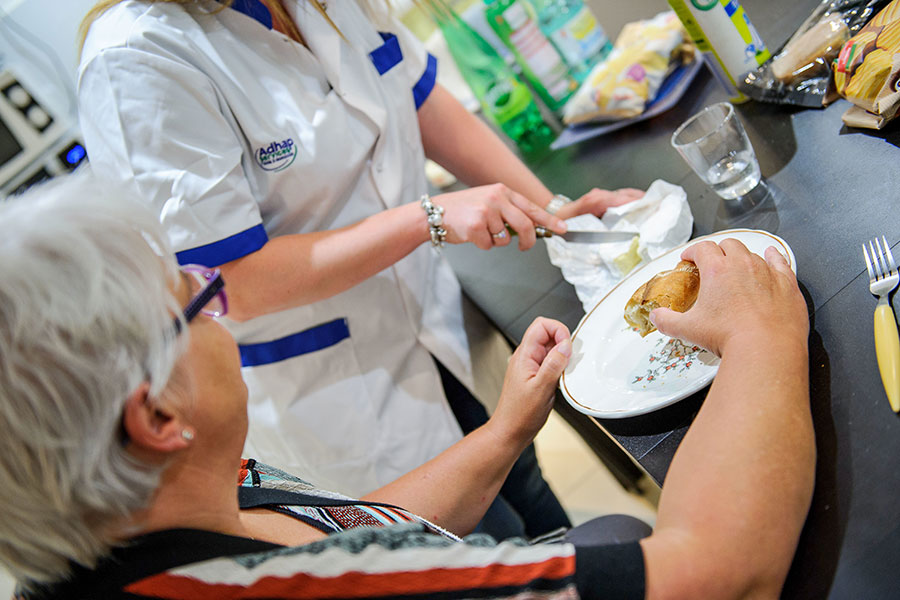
<box><xmin>1</xmin><ymin>174</ymin><xmax>814</xmax><ymax>599</ymax></box>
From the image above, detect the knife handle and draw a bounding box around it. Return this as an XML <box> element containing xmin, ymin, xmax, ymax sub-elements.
<box><xmin>874</xmin><ymin>301</ymin><xmax>900</xmax><ymax>412</ymax></box>
<box><xmin>504</xmin><ymin>225</ymin><xmax>552</xmax><ymax>238</ymax></box>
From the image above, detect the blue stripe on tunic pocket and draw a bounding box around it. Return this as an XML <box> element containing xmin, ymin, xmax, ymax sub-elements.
<box><xmin>175</xmin><ymin>223</ymin><xmax>269</xmax><ymax>268</ymax></box>
<box><xmin>369</xmin><ymin>32</ymin><xmax>403</xmax><ymax>75</ymax></box>
<box><xmin>238</xmin><ymin>318</ymin><xmax>351</xmax><ymax>367</ymax></box>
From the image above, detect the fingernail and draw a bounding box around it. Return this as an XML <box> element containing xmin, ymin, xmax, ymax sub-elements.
<box><xmin>648</xmin><ymin>310</ymin><xmax>658</xmax><ymax>327</ymax></box>
<box><xmin>557</xmin><ymin>339</ymin><xmax>572</xmax><ymax>357</ymax></box>
<box><xmin>558</xmin><ymin>220</ymin><xmax>568</xmax><ymax>233</ymax></box>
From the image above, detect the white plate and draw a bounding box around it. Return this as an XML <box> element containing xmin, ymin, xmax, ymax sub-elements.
<box><xmin>560</xmin><ymin>229</ymin><xmax>796</xmax><ymax>419</ymax></box>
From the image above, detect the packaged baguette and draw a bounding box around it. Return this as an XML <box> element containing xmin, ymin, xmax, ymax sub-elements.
<box><xmin>771</xmin><ymin>14</ymin><xmax>850</xmax><ymax>82</ymax></box>
<box><xmin>739</xmin><ymin>0</ymin><xmax>891</xmax><ymax>108</ymax></box>
<box><xmin>834</xmin><ymin>0</ymin><xmax>900</xmax><ymax>127</ymax></box>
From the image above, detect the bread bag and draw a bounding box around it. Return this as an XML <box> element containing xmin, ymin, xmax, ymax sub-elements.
<box><xmin>834</xmin><ymin>0</ymin><xmax>900</xmax><ymax>127</ymax></box>
<box><xmin>562</xmin><ymin>12</ymin><xmax>690</xmax><ymax>125</ymax></box>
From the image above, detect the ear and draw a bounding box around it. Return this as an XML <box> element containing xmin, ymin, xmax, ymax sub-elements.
<box><xmin>122</xmin><ymin>382</ymin><xmax>193</xmax><ymax>454</ymax></box>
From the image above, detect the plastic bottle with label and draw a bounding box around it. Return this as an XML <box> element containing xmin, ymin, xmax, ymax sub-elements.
<box><xmin>667</xmin><ymin>0</ymin><xmax>770</xmax><ymax>102</ymax></box>
<box><xmin>483</xmin><ymin>0</ymin><xmax>578</xmax><ymax>113</ymax></box>
<box><xmin>530</xmin><ymin>0</ymin><xmax>612</xmax><ymax>82</ymax></box>
<box><xmin>428</xmin><ymin>0</ymin><xmax>556</xmax><ymax>155</ymax></box>
<box><xmin>457</xmin><ymin>0</ymin><xmax>520</xmax><ymax>73</ymax></box>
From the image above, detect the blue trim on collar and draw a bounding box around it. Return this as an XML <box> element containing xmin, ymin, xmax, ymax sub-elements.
<box><xmin>228</xmin><ymin>0</ymin><xmax>273</xmax><ymax>29</ymax></box>
<box><xmin>175</xmin><ymin>224</ymin><xmax>269</xmax><ymax>268</ymax></box>
<box><xmin>369</xmin><ymin>32</ymin><xmax>403</xmax><ymax>75</ymax></box>
<box><xmin>413</xmin><ymin>53</ymin><xmax>438</xmax><ymax>110</ymax></box>
<box><xmin>239</xmin><ymin>318</ymin><xmax>351</xmax><ymax>366</ymax></box>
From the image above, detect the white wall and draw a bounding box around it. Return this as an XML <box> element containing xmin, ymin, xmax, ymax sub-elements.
<box><xmin>0</xmin><ymin>567</ymin><xmax>12</xmax><ymax>598</ymax></box>
<box><xmin>0</xmin><ymin>0</ymin><xmax>97</xmax><ymax>122</ymax></box>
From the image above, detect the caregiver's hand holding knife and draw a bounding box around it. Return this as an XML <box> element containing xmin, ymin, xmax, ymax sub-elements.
<box><xmin>434</xmin><ymin>183</ymin><xmax>642</xmax><ymax>251</ymax></box>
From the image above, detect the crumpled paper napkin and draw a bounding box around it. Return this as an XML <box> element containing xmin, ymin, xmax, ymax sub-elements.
<box><xmin>545</xmin><ymin>179</ymin><xmax>693</xmax><ymax>312</ymax></box>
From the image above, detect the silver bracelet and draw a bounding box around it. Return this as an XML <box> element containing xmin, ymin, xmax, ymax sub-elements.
<box><xmin>545</xmin><ymin>193</ymin><xmax>572</xmax><ymax>215</ymax></box>
<box><xmin>421</xmin><ymin>194</ymin><xmax>447</xmax><ymax>248</ymax></box>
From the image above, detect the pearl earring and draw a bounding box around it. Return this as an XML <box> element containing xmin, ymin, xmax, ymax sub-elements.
<box><xmin>181</xmin><ymin>429</ymin><xmax>194</xmax><ymax>442</ymax></box>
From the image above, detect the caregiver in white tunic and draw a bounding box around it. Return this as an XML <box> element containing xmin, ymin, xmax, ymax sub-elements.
<box><xmin>77</xmin><ymin>0</ymin><xmax>640</xmax><ymax>504</ymax></box>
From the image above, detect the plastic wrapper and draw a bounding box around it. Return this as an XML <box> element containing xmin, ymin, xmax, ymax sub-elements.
<box><xmin>562</xmin><ymin>12</ymin><xmax>691</xmax><ymax>125</ymax></box>
<box><xmin>834</xmin><ymin>0</ymin><xmax>900</xmax><ymax>127</ymax></box>
<box><xmin>739</xmin><ymin>0</ymin><xmax>893</xmax><ymax>107</ymax></box>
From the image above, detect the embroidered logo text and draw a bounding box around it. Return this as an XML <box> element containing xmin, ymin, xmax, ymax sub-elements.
<box><xmin>255</xmin><ymin>138</ymin><xmax>297</xmax><ymax>171</ymax></box>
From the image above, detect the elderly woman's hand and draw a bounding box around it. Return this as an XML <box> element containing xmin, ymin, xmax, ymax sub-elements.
<box><xmin>649</xmin><ymin>240</ymin><xmax>808</xmax><ymax>358</ymax></box>
<box><xmin>554</xmin><ymin>187</ymin><xmax>644</xmax><ymax>220</ymax></box>
<box><xmin>487</xmin><ymin>318</ymin><xmax>571</xmax><ymax>448</ymax></box>
<box><xmin>434</xmin><ymin>184</ymin><xmax>567</xmax><ymax>251</ymax></box>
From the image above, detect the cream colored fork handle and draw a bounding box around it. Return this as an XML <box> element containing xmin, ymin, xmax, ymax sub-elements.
<box><xmin>874</xmin><ymin>299</ymin><xmax>900</xmax><ymax>412</ymax></box>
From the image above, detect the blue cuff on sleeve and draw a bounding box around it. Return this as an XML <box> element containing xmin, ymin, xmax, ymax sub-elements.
<box><xmin>370</xmin><ymin>32</ymin><xmax>404</xmax><ymax>75</ymax></box>
<box><xmin>175</xmin><ymin>223</ymin><xmax>268</xmax><ymax>268</ymax></box>
<box><xmin>413</xmin><ymin>53</ymin><xmax>438</xmax><ymax>110</ymax></box>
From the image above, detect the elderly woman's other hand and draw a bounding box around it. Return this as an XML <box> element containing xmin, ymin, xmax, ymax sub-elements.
<box><xmin>487</xmin><ymin>318</ymin><xmax>571</xmax><ymax>448</ymax></box>
<box><xmin>434</xmin><ymin>184</ymin><xmax>567</xmax><ymax>251</ymax></box>
<box><xmin>649</xmin><ymin>240</ymin><xmax>808</xmax><ymax>358</ymax></box>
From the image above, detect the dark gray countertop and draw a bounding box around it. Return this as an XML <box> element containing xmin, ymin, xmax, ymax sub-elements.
<box><xmin>445</xmin><ymin>0</ymin><xmax>900</xmax><ymax>596</ymax></box>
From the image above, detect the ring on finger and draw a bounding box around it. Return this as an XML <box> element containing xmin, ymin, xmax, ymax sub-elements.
<box><xmin>491</xmin><ymin>229</ymin><xmax>508</xmax><ymax>240</ymax></box>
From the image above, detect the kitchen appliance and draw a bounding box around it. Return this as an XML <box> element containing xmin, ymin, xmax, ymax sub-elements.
<box><xmin>0</xmin><ymin>69</ymin><xmax>85</xmax><ymax>195</ymax></box>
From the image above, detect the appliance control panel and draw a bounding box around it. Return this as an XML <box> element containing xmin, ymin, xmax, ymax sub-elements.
<box><xmin>0</xmin><ymin>70</ymin><xmax>83</xmax><ymax>195</ymax></box>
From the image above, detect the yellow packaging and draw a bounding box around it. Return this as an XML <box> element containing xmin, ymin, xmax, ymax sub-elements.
<box><xmin>834</xmin><ymin>0</ymin><xmax>900</xmax><ymax>128</ymax></box>
<box><xmin>562</xmin><ymin>12</ymin><xmax>689</xmax><ymax>125</ymax></box>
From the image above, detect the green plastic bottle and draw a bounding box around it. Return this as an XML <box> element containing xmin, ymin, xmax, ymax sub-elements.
<box><xmin>530</xmin><ymin>0</ymin><xmax>612</xmax><ymax>82</ymax></box>
<box><xmin>427</xmin><ymin>0</ymin><xmax>555</xmax><ymax>155</ymax></box>
<box><xmin>483</xmin><ymin>0</ymin><xmax>578</xmax><ymax>113</ymax></box>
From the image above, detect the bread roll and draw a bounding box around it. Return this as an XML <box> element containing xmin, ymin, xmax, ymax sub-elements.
<box><xmin>624</xmin><ymin>260</ymin><xmax>700</xmax><ymax>337</ymax></box>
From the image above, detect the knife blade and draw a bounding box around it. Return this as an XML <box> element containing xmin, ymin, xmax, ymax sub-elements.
<box><xmin>534</xmin><ymin>226</ymin><xmax>639</xmax><ymax>243</ymax></box>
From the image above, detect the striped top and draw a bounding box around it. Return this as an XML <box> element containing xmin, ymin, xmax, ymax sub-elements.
<box><xmin>21</xmin><ymin>460</ymin><xmax>644</xmax><ymax>599</ymax></box>
<box><xmin>237</xmin><ymin>458</ymin><xmax>461</xmax><ymax>540</ymax></box>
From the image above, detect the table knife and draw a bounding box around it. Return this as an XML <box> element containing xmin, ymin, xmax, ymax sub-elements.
<box><xmin>534</xmin><ymin>226</ymin><xmax>639</xmax><ymax>243</ymax></box>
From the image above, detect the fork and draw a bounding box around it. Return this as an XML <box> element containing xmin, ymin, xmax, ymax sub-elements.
<box><xmin>863</xmin><ymin>236</ymin><xmax>900</xmax><ymax>412</ymax></box>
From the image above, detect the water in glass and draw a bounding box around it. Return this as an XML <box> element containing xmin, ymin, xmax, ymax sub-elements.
<box><xmin>704</xmin><ymin>150</ymin><xmax>761</xmax><ymax>199</ymax></box>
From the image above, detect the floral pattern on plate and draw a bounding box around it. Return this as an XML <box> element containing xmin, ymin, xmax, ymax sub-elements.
<box><xmin>630</xmin><ymin>336</ymin><xmax>710</xmax><ymax>387</ymax></box>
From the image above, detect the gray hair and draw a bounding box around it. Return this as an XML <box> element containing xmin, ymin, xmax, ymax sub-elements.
<box><xmin>0</xmin><ymin>171</ymin><xmax>187</xmax><ymax>585</ymax></box>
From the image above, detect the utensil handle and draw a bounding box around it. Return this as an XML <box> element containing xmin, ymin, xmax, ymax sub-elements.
<box><xmin>505</xmin><ymin>225</ymin><xmax>552</xmax><ymax>238</ymax></box>
<box><xmin>874</xmin><ymin>302</ymin><xmax>900</xmax><ymax>412</ymax></box>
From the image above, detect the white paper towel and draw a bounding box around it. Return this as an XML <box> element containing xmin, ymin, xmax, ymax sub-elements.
<box><xmin>545</xmin><ymin>179</ymin><xmax>693</xmax><ymax>312</ymax></box>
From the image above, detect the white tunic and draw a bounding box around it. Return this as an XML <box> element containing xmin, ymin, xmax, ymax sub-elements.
<box><xmin>78</xmin><ymin>0</ymin><xmax>510</xmax><ymax>496</ymax></box>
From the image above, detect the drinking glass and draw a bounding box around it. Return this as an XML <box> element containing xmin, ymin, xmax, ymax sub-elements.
<box><xmin>671</xmin><ymin>102</ymin><xmax>762</xmax><ymax>200</ymax></box>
